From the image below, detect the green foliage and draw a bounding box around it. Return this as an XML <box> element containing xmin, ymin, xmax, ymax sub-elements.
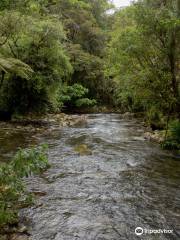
<box><xmin>0</xmin><ymin>145</ymin><xmax>49</xmax><ymax>229</ymax></box>
<box><xmin>11</xmin><ymin>145</ymin><xmax>50</xmax><ymax>177</ymax></box>
<box><xmin>58</xmin><ymin>83</ymin><xmax>96</xmax><ymax>109</ymax></box>
<box><xmin>46</xmin><ymin>0</ymin><xmax>112</xmax><ymax>103</ymax></box>
<box><xmin>161</xmin><ymin>120</ymin><xmax>180</xmax><ymax>150</ymax></box>
<box><xmin>106</xmin><ymin>0</ymin><xmax>179</xmax><ymax>127</ymax></box>
<box><xmin>0</xmin><ymin>9</ymin><xmax>72</xmax><ymax>113</ymax></box>
<box><xmin>75</xmin><ymin>98</ymin><xmax>97</xmax><ymax>107</ymax></box>
<box><xmin>146</xmin><ymin>106</ymin><xmax>166</xmax><ymax>129</ymax></box>
<box><xmin>2</xmin><ymin>0</ymin><xmax>178</xmax><ymax>118</ymax></box>
<box><xmin>0</xmin><ymin>56</ymin><xmax>33</xmax><ymax>79</ymax></box>
<box><xmin>170</xmin><ymin>120</ymin><xmax>180</xmax><ymax>143</ymax></box>
<box><xmin>0</xmin><ymin>0</ymin><xmax>113</xmax><ymax>113</ymax></box>
<box><xmin>67</xmin><ymin>83</ymin><xmax>89</xmax><ymax>99</ymax></box>
<box><xmin>67</xmin><ymin>44</ymin><xmax>106</xmax><ymax>100</ymax></box>
<box><xmin>161</xmin><ymin>140</ymin><xmax>179</xmax><ymax>150</ymax></box>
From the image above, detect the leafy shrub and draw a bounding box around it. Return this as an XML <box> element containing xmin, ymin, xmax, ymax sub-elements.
<box><xmin>11</xmin><ymin>145</ymin><xmax>50</xmax><ymax>177</ymax></box>
<box><xmin>161</xmin><ymin>140</ymin><xmax>179</xmax><ymax>150</ymax></box>
<box><xmin>0</xmin><ymin>145</ymin><xmax>49</xmax><ymax>229</ymax></box>
<box><xmin>66</xmin><ymin>84</ymin><xmax>89</xmax><ymax>99</ymax></box>
<box><xmin>146</xmin><ymin>106</ymin><xmax>165</xmax><ymax>130</ymax></box>
<box><xmin>161</xmin><ymin>120</ymin><xmax>180</xmax><ymax>150</ymax></box>
<box><xmin>170</xmin><ymin>120</ymin><xmax>180</xmax><ymax>143</ymax></box>
<box><xmin>75</xmin><ymin>98</ymin><xmax>97</xmax><ymax>107</ymax></box>
<box><xmin>58</xmin><ymin>83</ymin><xmax>96</xmax><ymax>109</ymax></box>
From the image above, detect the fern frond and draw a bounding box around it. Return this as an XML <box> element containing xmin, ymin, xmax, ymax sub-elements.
<box><xmin>0</xmin><ymin>56</ymin><xmax>33</xmax><ymax>79</ymax></box>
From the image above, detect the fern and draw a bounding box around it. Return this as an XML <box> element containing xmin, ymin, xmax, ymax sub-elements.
<box><xmin>0</xmin><ymin>56</ymin><xmax>33</xmax><ymax>79</ymax></box>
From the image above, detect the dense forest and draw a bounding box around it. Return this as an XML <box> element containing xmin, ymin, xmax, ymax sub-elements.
<box><xmin>0</xmin><ymin>0</ymin><xmax>112</xmax><ymax>114</ymax></box>
<box><xmin>0</xmin><ymin>0</ymin><xmax>179</xmax><ymax>146</ymax></box>
<box><xmin>0</xmin><ymin>0</ymin><xmax>179</xmax><ymax>119</ymax></box>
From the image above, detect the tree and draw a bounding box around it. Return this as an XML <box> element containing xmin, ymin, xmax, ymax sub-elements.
<box><xmin>45</xmin><ymin>0</ymin><xmax>113</xmax><ymax>103</ymax></box>
<box><xmin>0</xmin><ymin>9</ymin><xmax>72</xmax><ymax>113</ymax></box>
<box><xmin>0</xmin><ymin>56</ymin><xmax>33</xmax><ymax>88</ymax></box>
<box><xmin>106</xmin><ymin>0</ymin><xmax>180</xmax><ymax>125</ymax></box>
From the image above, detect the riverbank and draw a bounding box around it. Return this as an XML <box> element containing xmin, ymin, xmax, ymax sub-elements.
<box><xmin>10</xmin><ymin>113</ymin><xmax>87</xmax><ymax>127</ymax></box>
<box><xmin>0</xmin><ymin>111</ymin><xmax>168</xmax><ymax>145</ymax></box>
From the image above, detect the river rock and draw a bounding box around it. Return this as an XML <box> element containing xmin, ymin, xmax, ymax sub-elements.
<box><xmin>74</xmin><ymin>144</ymin><xmax>92</xmax><ymax>155</ymax></box>
<box><xmin>47</xmin><ymin>113</ymin><xmax>87</xmax><ymax>127</ymax></box>
<box><xmin>0</xmin><ymin>235</ymin><xmax>8</xmax><ymax>240</ymax></box>
<box><xmin>121</xmin><ymin>112</ymin><xmax>134</xmax><ymax>119</ymax></box>
<box><xmin>17</xmin><ymin>226</ymin><xmax>28</xmax><ymax>234</ymax></box>
<box><xmin>31</xmin><ymin>190</ymin><xmax>47</xmax><ymax>196</ymax></box>
<box><xmin>144</xmin><ymin>131</ymin><xmax>164</xmax><ymax>143</ymax></box>
<box><xmin>10</xmin><ymin>233</ymin><xmax>30</xmax><ymax>240</ymax></box>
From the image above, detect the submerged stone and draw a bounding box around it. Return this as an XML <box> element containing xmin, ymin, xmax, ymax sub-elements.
<box><xmin>74</xmin><ymin>144</ymin><xmax>92</xmax><ymax>155</ymax></box>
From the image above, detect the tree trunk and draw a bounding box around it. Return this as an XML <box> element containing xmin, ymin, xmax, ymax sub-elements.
<box><xmin>0</xmin><ymin>71</ymin><xmax>5</xmax><ymax>89</ymax></box>
<box><xmin>168</xmin><ymin>30</ymin><xmax>180</xmax><ymax>117</ymax></box>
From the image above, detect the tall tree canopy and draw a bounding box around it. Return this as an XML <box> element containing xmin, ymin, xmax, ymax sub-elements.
<box><xmin>0</xmin><ymin>0</ymin><xmax>113</xmax><ymax>113</ymax></box>
<box><xmin>0</xmin><ymin>0</ymin><xmax>179</xmax><ymax>127</ymax></box>
<box><xmin>107</xmin><ymin>0</ymin><xmax>180</xmax><ymax>126</ymax></box>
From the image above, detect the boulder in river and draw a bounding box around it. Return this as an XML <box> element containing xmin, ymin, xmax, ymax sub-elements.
<box><xmin>74</xmin><ymin>144</ymin><xmax>92</xmax><ymax>155</ymax></box>
<box><xmin>10</xmin><ymin>233</ymin><xmax>30</xmax><ymax>240</ymax></box>
<box><xmin>144</xmin><ymin>131</ymin><xmax>164</xmax><ymax>143</ymax></box>
<box><xmin>121</xmin><ymin>112</ymin><xmax>134</xmax><ymax>119</ymax></box>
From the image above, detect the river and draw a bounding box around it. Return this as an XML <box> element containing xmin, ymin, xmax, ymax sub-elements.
<box><xmin>1</xmin><ymin>114</ymin><xmax>180</xmax><ymax>239</ymax></box>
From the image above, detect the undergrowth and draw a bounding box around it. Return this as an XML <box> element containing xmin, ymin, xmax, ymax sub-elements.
<box><xmin>0</xmin><ymin>145</ymin><xmax>49</xmax><ymax>231</ymax></box>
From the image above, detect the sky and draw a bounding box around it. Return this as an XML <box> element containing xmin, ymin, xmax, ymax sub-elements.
<box><xmin>112</xmin><ymin>0</ymin><xmax>132</xmax><ymax>8</ymax></box>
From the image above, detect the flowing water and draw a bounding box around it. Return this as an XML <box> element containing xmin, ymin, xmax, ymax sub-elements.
<box><xmin>1</xmin><ymin>114</ymin><xmax>180</xmax><ymax>239</ymax></box>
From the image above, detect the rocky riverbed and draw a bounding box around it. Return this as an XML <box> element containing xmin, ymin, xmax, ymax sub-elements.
<box><xmin>0</xmin><ymin>114</ymin><xmax>179</xmax><ymax>240</ymax></box>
